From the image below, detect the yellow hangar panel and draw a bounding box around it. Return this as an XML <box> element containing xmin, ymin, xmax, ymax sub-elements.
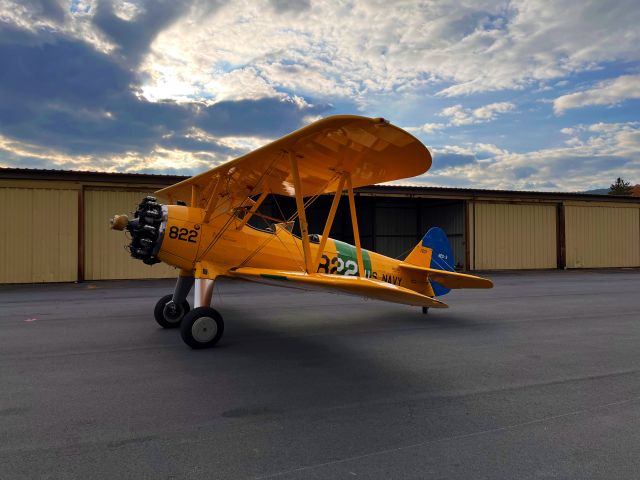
<box><xmin>473</xmin><ymin>202</ymin><xmax>557</xmax><ymax>270</ymax></box>
<box><xmin>565</xmin><ymin>204</ymin><xmax>640</xmax><ymax>268</ymax></box>
<box><xmin>0</xmin><ymin>187</ymin><xmax>78</xmax><ymax>283</ymax></box>
<box><xmin>84</xmin><ymin>190</ymin><xmax>177</xmax><ymax>280</ymax></box>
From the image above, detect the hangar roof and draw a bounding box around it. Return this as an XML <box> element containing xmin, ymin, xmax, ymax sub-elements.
<box><xmin>1</xmin><ymin>167</ymin><xmax>639</xmax><ymax>204</ymax></box>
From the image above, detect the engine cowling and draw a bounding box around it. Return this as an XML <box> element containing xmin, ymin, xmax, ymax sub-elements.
<box><xmin>111</xmin><ymin>197</ymin><xmax>205</xmax><ymax>270</ymax></box>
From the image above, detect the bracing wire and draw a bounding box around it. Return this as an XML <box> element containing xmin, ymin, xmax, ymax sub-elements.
<box><xmin>394</xmin><ymin>245</ymin><xmax>415</xmax><ymax>260</ymax></box>
<box><xmin>237</xmin><ymin>173</ymin><xmax>340</xmax><ymax>270</ymax></box>
<box><xmin>430</xmin><ymin>254</ymin><xmax>454</xmax><ymax>272</ymax></box>
<box><xmin>195</xmin><ymin>153</ymin><xmax>283</xmax><ymax>262</ymax></box>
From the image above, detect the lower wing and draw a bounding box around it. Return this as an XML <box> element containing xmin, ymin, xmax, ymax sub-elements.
<box><xmin>228</xmin><ymin>267</ymin><xmax>448</xmax><ymax>308</ymax></box>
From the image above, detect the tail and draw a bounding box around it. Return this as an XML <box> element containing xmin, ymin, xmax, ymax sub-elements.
<box><xmin>404</xmin><ymin>227</ymin><xmax>454</xmax><ymax>296</ymax></box>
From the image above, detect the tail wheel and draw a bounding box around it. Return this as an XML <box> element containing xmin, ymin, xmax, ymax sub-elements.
<box><xmin>154</xmin><ymin>294</ymin><xmax>190</xmax><ymax>329</ymax></box>
<box><xmin>180</xmin><ymin>307</ymin><xmax>224</xmax><ymax>349</ymax></box>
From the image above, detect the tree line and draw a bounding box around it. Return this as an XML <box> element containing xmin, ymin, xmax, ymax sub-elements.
<box><xmin>608</xmin><ymin>177</ymin><xmax>636</xmax><ymax>196</ymax></box>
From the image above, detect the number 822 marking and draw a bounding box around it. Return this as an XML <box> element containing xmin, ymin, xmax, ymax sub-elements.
<box><xmin>168</xmin><ymin>226</ymin><xmax>198</xmax><ymax>243</ymax></box>
<box><xmin>317</xmin><ymin>254</ymin><xmax>358</xmax><ymax>276</ymax></box>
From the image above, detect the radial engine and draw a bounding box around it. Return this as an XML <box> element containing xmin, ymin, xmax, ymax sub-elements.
<box><xmin>110</xmin><ymin>196</ymin><xmax>165</xmax><ymax>265</ymax></box>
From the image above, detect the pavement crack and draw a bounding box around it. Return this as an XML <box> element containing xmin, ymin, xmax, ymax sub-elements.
<box><xmin>253</xmin><ymin>395</ymin><xmax>640</xmax><ymax>479</ymax></box>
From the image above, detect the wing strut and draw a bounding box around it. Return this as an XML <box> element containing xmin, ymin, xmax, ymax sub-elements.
<box><xmin>190</xmin><ymin>185</ymin><xmax>199</xmax><ymax>207</ymax></box>
<box><xmin>314</xmin><ymin>173</ymin><xmax>346</xmax><ymax>268</ymax></box>
<box><xmin>203</xmin><ymin>176</ymin><xmax>223</xmax><ymax>223</ymax></box>
<box><xmin>345</xmin><ymin>172</ymin><xmax>365</xmax><ymax>277</ymax></box>
<box><xmin>236</xmin><ymin>190</ymin><xmax>270</xmax><ymax>230</ymax></box>
<box><xmin>289</xmin><ymin>152</ymin><xmax>313</xmax><ymax>273</ymax></box>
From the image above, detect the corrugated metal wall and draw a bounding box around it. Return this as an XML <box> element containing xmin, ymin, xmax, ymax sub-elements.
<box><xmin>565</xmin><ymin>204</ymin><xmax>640</xmax><ymax>268</ymax></box>
<box><xmin>373</xmin><ymin>199</ymin><xmax>466</xmax><ymax>265</ymax></box>
<box><xmin>84</xmin><ymin>189</ymin><xmax>177</xmax><ymax>280</ymax></box>
<box><xmin>473</xmin><ymin>202</ymin><xmax>557</xmax><ymax>270</ymax></box>
<box><xmin>3</xmin><ymin>179</ymin><xmax>640</xmax><ymax>283</ymax></box>
<box><xmin>375</xmin><ymin>199</ymin><xmax>419</xmax><ymax>259</ymax></box>
<box><xmin>0</xmin><ymin>187</ymin><xmax>78</xmax><ymax>283</ymax></box>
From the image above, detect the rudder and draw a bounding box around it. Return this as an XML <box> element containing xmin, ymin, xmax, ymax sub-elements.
<box><xmin>405</xmin><ymin>227</ymin><xmax>454</xmax><ymax>296</ymax></box>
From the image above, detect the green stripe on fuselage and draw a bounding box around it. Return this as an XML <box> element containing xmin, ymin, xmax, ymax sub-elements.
<box><xmin>333</xmin><ymin>239</ymin><xmax>372</xmax><ymax>277</ymax></box>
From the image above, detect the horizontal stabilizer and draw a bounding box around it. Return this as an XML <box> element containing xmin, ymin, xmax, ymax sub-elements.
<box><xmin>228</xmin><ymin>267</ymin><xmax>448</xmax><ymax>308</ymax></box>
<box><xmin>398</xmin><ymin>263</ymin><xmax>493</xmax><ymax>289</ymax></box>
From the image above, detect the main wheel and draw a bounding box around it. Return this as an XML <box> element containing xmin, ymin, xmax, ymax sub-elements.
<box><xmin>180</xmin><ymin>307</ymin><xmax>224</xmax><ymax>349</ymax></box>
<box><xmin>154</xmin><ymin>294</ymin><xmax>190</xmax><ymax>329</ymax></box>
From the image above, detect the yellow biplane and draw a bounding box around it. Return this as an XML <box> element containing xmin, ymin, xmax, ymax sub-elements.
<box><xmin>111</xmin><ymin>115</ymin><xmax>492</xmax><ymax>349</ymax></box>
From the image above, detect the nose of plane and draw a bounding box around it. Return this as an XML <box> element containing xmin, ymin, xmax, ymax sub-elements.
<box><xmin>110</xmin><ymin>196</ymin><xmax>165</xmax><ymax>265</ymax></box>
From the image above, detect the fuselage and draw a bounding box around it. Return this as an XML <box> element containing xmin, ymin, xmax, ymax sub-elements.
<box><xmin>156</xmin><ymin>205</ymin><xmax>432</xmax><ymax>295</ymax></box>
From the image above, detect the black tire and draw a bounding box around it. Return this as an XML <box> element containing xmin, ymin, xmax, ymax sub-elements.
<box><xmin>180</xmin><ymin>307</ymin><xmax>224</xmax><ymax>349</ymax></box>
<box><xmin>154</xmin><ymin>294</ymin><xmax>190</xmax><ymax>329</ymax></box>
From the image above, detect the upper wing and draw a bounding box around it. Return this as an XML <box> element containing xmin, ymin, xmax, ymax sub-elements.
<box><xmin>228</xmin><ymin>267</ymin><xmax>448</xmax><ymax>308</ymax></box>
<box><xmin>155</xmin><ymin>115</ymin><xmax>431</xmax><ymax>210</ymax></box>
<box><xmin>398</xmin><ymin>263</ymin><xmax>493</xmax><ymax>289</ymax></box>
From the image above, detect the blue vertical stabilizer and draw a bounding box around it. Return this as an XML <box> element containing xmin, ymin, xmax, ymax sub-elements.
<box><xmin>422</xmin><ymin>227</ymin><xmax>454</xmax><ymax>296</ymax></box>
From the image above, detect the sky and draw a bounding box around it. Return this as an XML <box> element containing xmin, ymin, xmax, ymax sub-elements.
<box><xmin>0</xmin><ymin>0</ymin><xmax>638</xmax><ymax>191</ymax></box>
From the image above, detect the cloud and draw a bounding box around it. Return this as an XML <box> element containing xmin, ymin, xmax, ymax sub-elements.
<box><xmin>431</xmin><ymin>152</ymin><xmax>477</xmax><ymax>169</ymax></box>
<box><xmin>560</xmin><ymin>121</ymin><xmax>640</xmax><ymax>155</ymax></box>
<box><xmin>427</xmin><ymin>143</ymin><xmax>506</xmax><ymax>172</ymax></box>
<box><xmin>439</xmin><ymin>102</ymin><xmax>515</xmax><ymax>126</ymax></box>
<box><xmin>137</xmin><ymin>0</ymin><xmax>640</xmax><ymax>104</ymax></box>
<box><xmin>1</xmin><ymin>0</ymin><xmax>68</xmax><ymax>29</ymax></box>
<box><xmin>434</xmin><ymin>0</ymin><xmax>640</xmax><ymax>97</ymax></box>
<box><xmin>92</xmin><ymin>0</ymin><xmax>208</xmax><ymax>67</ymax></box>
<box><xmin>423</xmin><ymin>122</ymin><xmax>640</xmax><ymax>191</ymax></box>
<box><xmin>406</xmin><ymin>123</ymin><xmax>446</xmax><ymax>134</ymax></box>
<box><xmin>0</xmin><ymin>133</ymin><xmax>241</xmax><ymax>176</ymax></box>
<box><xmin>0</xmin><ymin>0</ymin><xmax>638</xmax><ymax>194</ymax></box>
<box><xmin>0</xmin><ymin>22</ymin><xmax>328</xmax><ymax>159</ymax></box>
<box><xmin>553</xmin><ymin>75</ymin><xmax>640</xmax><ymax>114</ymax></box>
<box><xmin>406</xmin><ymin>102</ymin><xmax>515</xmax><ymax>134</ymax></box>
<box><xmin>2</xmin><ymin>0</ymin><xmax>639</xmax><ymax>107</ymax></box>
<box><xmin>269</xmin><ymin>0</ymin><xmax>310</xmax><ymax>14</ymax></box>
<box><xmin>21</xmin><ymin>0</ymin><xmax>68</xmax><ymax>23</ymax></box>
<box><xmin>473</xmin><ymin>102</ymin><xmax>515</xmax><ymax>120</ymax></box>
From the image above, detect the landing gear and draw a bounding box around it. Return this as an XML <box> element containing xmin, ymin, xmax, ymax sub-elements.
<box><xmin>154</xmin><ymin>294</ymin><xmax>190</xmax><ymax>328</ymax></box>
<box><xmin>180</xmin><ymin>307</ymin><xmax>225</xmax><ymax>349</ymax></box>
<box><xmin>422</xmin><ymin>307</ymin><xmax>429</xmax><ymax>315</ymax></box>
<box><xmin>154</xmin><ymin>274</ymin><xmax>196</xmax><ymax>328</ymax></box>
<box><xmin>161</xmin><ymin>276</ymin><xmax>223</xmax><ymax>349</ymax></box>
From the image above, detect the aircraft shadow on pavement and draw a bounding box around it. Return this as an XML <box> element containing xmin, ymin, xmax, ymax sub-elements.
<box><xmin>157</xmin><ymin>294</ymin><xmax>491</xmax><ymax>414</ymax></box>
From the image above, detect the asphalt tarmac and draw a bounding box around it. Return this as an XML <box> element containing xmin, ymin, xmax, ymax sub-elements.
<box><xmin>1</xmin><ymin>269</ymin><xmax>640</xmax><ymax>479</ymax></box>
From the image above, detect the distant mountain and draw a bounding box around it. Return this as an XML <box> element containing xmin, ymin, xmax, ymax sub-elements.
<box><xmin>583</xmin><ymin>185</ymin><xmax>640</xmax><ymax>196</ymax></box>
<box><xmin>583</xmin><ymin>188</ymin><xmax>609</xmax><ymax>195</ymax></box>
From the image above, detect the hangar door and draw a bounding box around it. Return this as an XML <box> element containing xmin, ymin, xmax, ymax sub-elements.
<box><xmin>565</xmin><ymin>204</ymin><xmax>640</xmax><ymax>268</ymax></box>
<box><xmin>0</xmin><ymin>187</ymin><xmax>78</xmax><ymax>283</ymax></box>
<box><xmin>374</xmin><ymin>199</ymin><xmax>419</xmax><ymax>259</ymax></box>
<box><xmin>473</xmin><ymin>202</ymin><xmax>557</xmax><ymax>270</ymax></box>
<box><xmin>84</xmin><ymin>189</ymin><xmax>177</xmax><ymax>280</ymax></box>
<box><xmin>373</xmin><ymin>199</ymin><xmax>466</xmax><ymax>267</ymax></box>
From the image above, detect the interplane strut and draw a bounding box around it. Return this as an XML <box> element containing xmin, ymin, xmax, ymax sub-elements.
<box><xmin>289</xmin><ymin>151</ymin><xmax>314</xmax><ymax>273</ymax></box>
<box><xmin>314</xmin><ymin>173</ymin><xmax>346</xmax><ymax>268</ymax></box>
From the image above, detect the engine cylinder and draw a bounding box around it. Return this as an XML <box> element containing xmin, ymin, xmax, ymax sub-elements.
<box><xmin>125</xmin><ymin>196</ymin><xmax>165</xmax><ymax>265</ymax></box>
